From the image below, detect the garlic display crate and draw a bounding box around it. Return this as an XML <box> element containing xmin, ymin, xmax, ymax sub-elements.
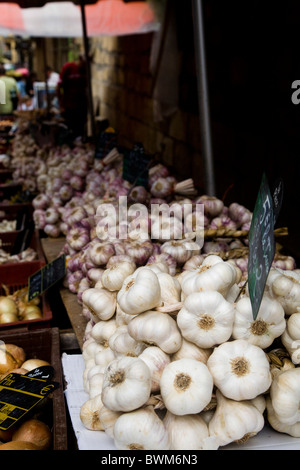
<box><xmin>0</xmin><ymin>251</ymin><xmax>52</xmax><ymax>331</ymax></box>
<box><xmin>0</xmin><ymin>327</ymin><xmax>67</xmax><ymax>450</ymax></box>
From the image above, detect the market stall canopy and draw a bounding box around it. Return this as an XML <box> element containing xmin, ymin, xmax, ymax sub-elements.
<box><xmin>0</xmin><ymin>0</ymin><xmax>158</xmax><ymax>37</ymax></box>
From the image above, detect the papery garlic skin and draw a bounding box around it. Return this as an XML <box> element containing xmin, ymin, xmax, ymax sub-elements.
<box><xmin>113</xmin><ymin>406</ymin><xmax>170</xmax><ymax>450</ymax></box>
<box><xmin>207</xmin><ymin>339</ymin><xmax>272</xmax><ymax>401</ymax></box>
<box><xmin>232</xmin><ymin>296</ymin><xmax>286</xmax><ymax>349</ymax></box>
<box><xmin>117</xmin><ymin>267</ymin><xmax>161</xmax><ymax>315</ymax></box>
<box><xmin>270</xmin><ymin>368</ymin><xmax>300</xmax><ymax>425</ymax></box>
<box><xmin>177</xmin><ymin>291</ymin><xmax>235</xmax><ymax>348</ymax></box>
<box><xmin>101</xmin><ymin>356</ymin><xmax>151</xmax><ymax>412</ymax></box>
<box><xmin>208</xmin><ymin>390</ymin><xmax>264</xmax><ymax>447</ymax></box>
<box><xmin>163</xmin><ymin>411</ymin><xmax>219</xmax><ymax>450</ymax></box>
<box><xmin>128</xmin><ymin>310</ymin><xmax>182</xmax><ymax>354</ymax></box>
<box><xmin>160</xmin><ymin>358</ymin><xmax>213</xmax><ymax>415</ymax></box>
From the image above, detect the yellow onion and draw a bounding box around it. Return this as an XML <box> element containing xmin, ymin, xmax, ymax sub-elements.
<box><xmin>0</xmin><ymin>297</ymin><xmax>18</xmax><ymax>317</ymax></box>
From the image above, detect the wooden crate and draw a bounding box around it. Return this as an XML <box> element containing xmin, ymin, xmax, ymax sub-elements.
<box><xmin>0</xmin><ymin>327</ymin><xmax>67</xmax><ymax>450</ymax></box>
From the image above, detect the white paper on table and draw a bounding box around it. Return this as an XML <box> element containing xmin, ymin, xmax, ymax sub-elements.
<box><xmin>61</xmin><ymin>353</ymin><xmax>300</xmax><ymax>451</ymax></box>
<box><xmin>61</xmin><ymin>353</ymin><xmax>116</xmax><ymax>450</ymax></box>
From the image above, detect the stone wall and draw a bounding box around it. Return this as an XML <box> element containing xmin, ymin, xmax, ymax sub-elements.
<box><xmin>91</xmin><ymin>33</ymin><xmax>205</xmax><ymax>191</ymax></box>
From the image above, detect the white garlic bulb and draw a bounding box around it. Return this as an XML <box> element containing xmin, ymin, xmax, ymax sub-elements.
<box><xmin>160</xmin><ymin>358</ymin><xmax>213</xmax><ymax>415</ymax></box>
<box><xmin>163</xmin><ymin>411</ymin><xmax>219</xmax><ymax>450</ymax></box>
<box><xmin>113</xmin><ymin>406</ymin><xmax>170</xmax><ymax>450</ymax></box>
<box><xmin>208</xmin><ymin>390</ymin><xmax>265</xmax><ymax>447</ymax></box>
<box><xmin>207</xmin><ymin>339</ymin><xmax>272</xmax><ymax>401</ymax></box>
<box><xmin>177</xmin><ymin>290</ymin><xmax>235</xmax><ymax>348</ymax></box>
<box><xmin>101</xmin><ymin>356</ymin><xmax>151</xmax><ymax>412</ymax></box>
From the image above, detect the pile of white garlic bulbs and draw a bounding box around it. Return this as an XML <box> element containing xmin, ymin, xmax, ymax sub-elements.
<box><xmin>79</xmin><ymin>253</ymin><xmax>300</xmax><ymax>450</ymax></box>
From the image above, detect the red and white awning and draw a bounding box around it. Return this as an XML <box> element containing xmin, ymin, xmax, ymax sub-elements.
<box><xmin>0</xmin><ymin>0</ymin><xmax>159</xmax><ymax>37</ymax></box>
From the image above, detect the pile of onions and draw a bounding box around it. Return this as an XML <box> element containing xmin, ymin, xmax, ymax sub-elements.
<box><xmin>0</xmin><ymin>286</ymin><xmax>42</xmax><ymax>324</ymax></box>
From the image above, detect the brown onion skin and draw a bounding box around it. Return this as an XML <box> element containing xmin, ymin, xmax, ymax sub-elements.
<box><xmin>12</xmin><ymin>419</ymin><xmax>52</xmax><ymax>450</ymax></box>
<box><xmin>0</xmin><ymin>441</ymin><xmax>40</xmax><ymax>450</ymax></box>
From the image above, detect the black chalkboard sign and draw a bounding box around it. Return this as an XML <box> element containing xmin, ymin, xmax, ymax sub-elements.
<box><xmin>0</xmin><ymin>372</ymin><xmax>59</xmax><ymax>430</ymax></box>
<box><xmin>122</xmin><ymin>143</ymin><xmax>151</xmax><ymax>188</ymax></box>
<box><xmin>95</xmin><ymin>127</ymin><xmax>118</xmax><ymax>160</ymax></box>
<box><xmin>248</xmin><ymin>173</ymin><xmax>276</xmax><ymax>320</ymax></box>
<box><xmin>28</xmin><ymin>254</ymin><xmax>66</xmax><ymax>301</ymax></box>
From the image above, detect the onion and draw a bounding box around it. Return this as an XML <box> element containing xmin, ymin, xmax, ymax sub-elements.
<box><xmin>22</xmin><ymin>305</ymin><xmax>43</xmax><ymax>321</ymax></box>
<box><xmin>21</xmin><ymin>359</ymin><xmax>50</xmax><ymax>371</ymax></box>
<box><xmin>0</xmin><ymin>312</ymin><xmax>19</xmax><ymax>324</ymax></box>
<box><xmin>12</xmin><ymin>419</ymin><xmax>52</xmax><ymax>450</ymax></box>
<box><xmin>0</xmin><ymin>344</ymin><xmax>26</xmax><ymax>375</ymax></box>
<box><xmin>0</xmin><ymin>297</ymin><xmax>18</xmax><ymax>317</ymax></box>
<box><xmin>0</xmin><ymin>441</ymin><xmax>40</xmax><ymax>450</ymax></box>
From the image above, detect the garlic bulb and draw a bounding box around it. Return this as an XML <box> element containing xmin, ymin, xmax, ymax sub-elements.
<box><xmin>108</xmin><ymin>325</ymin><xmax>147</xmax><ymax>357</ymax></box>
<box><xmin>91</xmin><ymin>318</ymin><xmax>117</xmax><ymax>346</ymax></box>
<box><xmin>99</xmin><ymin>405</ymin><xmax>122</xmax><ymax>439</ymax></box>
<box><xmin>139</xmin><ymin>346</ymin><xmax>171</xmax><ymax>392</ymax></box>
<box><xmin>232</xmin><ymin>296</ymin><xmax>286</xmax><ymax>349</ymax></box>
<box><xmin>101</xmin><ymin>356</ymin><xmax>151</xmax><ymax>412</ymax></box>
<box><xmin>88</xmin><ymin>373</ymin><xmax>104</xmax><ymax>399</ymax></box>
<box><xmin>281</xmin><ymin>328</ymin><xmax>300</xmax><ymax>365</ymax></box>
<box><xmin>196</xmin><ymin>195</ymin><xmax>224</xmax><ymax>217</ymax></box>
<box><xmin>82</xmin><ymin>288</ymin><xmax>116</xmax><ymax>321</ymax></box>
<box><xmin>95</xmin><ymin>348</ymin><xmax>116</xmax><ymax>371</ymax></box>
<box><xmin>269</xmin><ymin>367</ymin><xmax>300</xmax><ymax>425</ymax></box>
<box><xmin>267</xmin><ymin>268</ymin><xmax>300</xmax><ymax>315</ymax></box>
<box><xmin>156</xmin><ymin>272</ymin><xmax>181</xmax><ymax>309</ymax></box>
<box><xmin>88</xmin><ymin>241</ymin><xmax>115</xmax><ymax>267</ymax></box>
<box><xmin>183</xmin><ymin>254</ymin><xmax>205</xmax><ymax>271</ymax></box>
<box><xmin>117</xmin><ymin>267</ymin><xmax>161</xmax><ymax>315</ymax></box>
<box><xmin>287</xmin><ymin>312</ymin><xmax>300</xmax><ymax>341</ymax></box>
<box><xmin>115</xmin><ymin>303</ymin><xmax>137</xmax><ymax>326</ymax></box>
<box><xmin>171</xmin><ymin>338</ymin><xmax>212</xmax><ymax>363</ymax></box>
<box><xmin>160</xmin><ymin>239</ymin><xmax>200</xmax><ymax>265</ymax></box>
<box><xmin>113</xmin><ymin>406</ymin><xmax>170</xmax><ymax>450</ymax></box>
<box><xmin>160</xmin><ymin>358</ymin><xmax>213</xmax><ymax>415</ymax></box>
<box><xmin>207</xmin><ymin>339</ymin><xmax>272</xmax><ymax>401</ymax></box>
<box><xmin>266</xmin><ymin>396</ymin><xmax>300</xmax><ymax>438</ymax></box>
<box><xmin>177</xmin><ymin>291</ymin><xmax>235</xmax><ymax>348</ymax></box>
<box><xmin>181</xmin><ymin>254</ymin><xmax>237</xmax><ymax>298</ymax></box>
<box><xmin>80</xmin><ymin>395</ymin><xmax>104</xmax><ymax>431</ymax></box>
<box><xmin>101</xmin><ymin>261</ymin><xmax>136</xmax><ymax>292</ymax></box>
<box><xmin>164</xmin><ymin>411</ymin><xmax>219</xmax><ymax>450</ymax></box>
<box><xmin>127</xmin><ymin>310</ymin><xmax>182</xmax><ymax>354</ymax></box>
<box><xmin>208</xmin><ymin>390</ymin><xmax>264</xmax><ymax>447</ymax></box>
